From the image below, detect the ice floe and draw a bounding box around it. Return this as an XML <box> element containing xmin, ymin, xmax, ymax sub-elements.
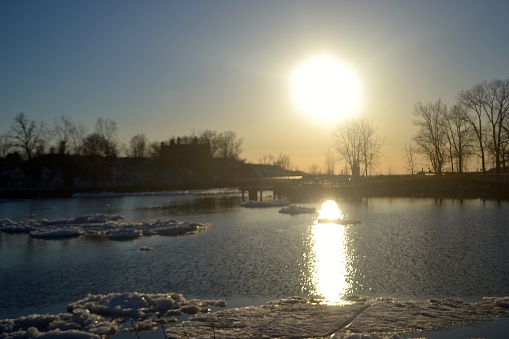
<box><xmin>240</xmin><ymin>200</ymin><xmax>290</xmax><ymax>207</ymax></box>
<box><xmin>279</xmin><ymin>204</ymin><xmax>317</xmax><ymax>214</ymax></box>
<box><xmin>30</xmin><ymin>227</ymin><xmax>86</xmax><ymax>239</ymax></box>
<box><xmin>1</xmin><ymin>294</ymin><xmax>509</xmax><ymax>338</ymax></box>
<box><xmin>0</xmin><ymin>214</ymin><xmax>211</xmax><ymax>240</ymax></box>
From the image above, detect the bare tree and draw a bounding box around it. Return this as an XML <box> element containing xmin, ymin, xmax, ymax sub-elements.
<box><xmin>69</xmin><ymin>122</ymin><xmax>89</xmax><ymax>155</ymax></box>
<box><xmin>0</xmin><ymin>134</ymin><xmax>13</xmax><ymax>158</ymax></box>
<box><xmin>442</xmin><ymin>104</ymin><xmax>476</xmax><ymax>173</ymax></box>
<box><xmin>53</xmin><ymin>114</ymin><xmax>76</xmax><ymax>154</ymax></box>
<box><xmin>258</xmin><ymin>154</ymin><xmax>274</xmax><ymax>165</ymax></box>
<box><xmin>129</xmin><ymin>134</ymin><xmax>148</xmax><ymax>157</ymax></box>
<box><xmin>217</xmin><ymin>131</ymin><xmax>243</xmax><ymax>160</ymax></box>
<box><xmin>94</xmin><ymin>118</ymin><xmax>118</xmax><ymax>157</ymax></box>
<box><xmin>333</xmin><ymin>117</ymin><xmax>384</xmax><ymax>177</ymax></box>
<box><xmin>273</xmin><ymin>153</ymin><xmax>292</xmax><ymax>170</ymax></box>
<box><xmin>147</xmin><ymin>141</ymin><xmax>162</xmax><ymax>159</ymax></box>
<box><xmin>358</xmin><ymin>117</ymin><xmax>384</xmax><ymax>176</ymax></box>
<box><xmin>484</xmin><ymin>79</ymin><xmax>509</xmax><ymax>172</ymax></box>
<box><xmin>308</xmin><ymin>164</ymin><xmax>320</xmax><ymax>175</ymax></box>
<box><xmin>412</xmin><ymin>100</ymin><xmax>448</xmax><ymax>175</ymax></box>
<box><xmin>333</xmin><ymin>119</ymin><xmax>361</xmax><ymax>177</ymax></box>
<box><xmin>402</xmin><ymin>141</ymin><xmax>419</xmax><ymax>175</ymax></box>
<box><xmin>7</xmin><ymin>113</ymin><xmax>48</xmax><ymax>160</ymax></box>
<box><xmin>458</xmin><ymin>79</ymin><xmax>509</xmax><ymax>173</ymax></box>
<box><xmin>82</xmin><ymin>133</ymin><xmax>108</xmax><ymax>156</ymax></box>
<box><xmin>324</xmin><ymin>146</ymin><xmax>335</xmax><ymax>175</ymax></box>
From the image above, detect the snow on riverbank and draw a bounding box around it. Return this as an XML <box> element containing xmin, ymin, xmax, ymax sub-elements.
<box><xmin>0</xmin><ymin>214</ymin><xmax>211</xmax><ymax>240</ymax></box>
<box><xmin>1</xmin><ymin>294</ymin><xmax>508</xmax><ymax>339</ymax></box>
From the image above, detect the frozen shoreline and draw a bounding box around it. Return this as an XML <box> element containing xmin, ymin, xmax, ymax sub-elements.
<box><xmin>1</xmin><ymin>293</ymin><xmax>508</xmax><ymax>338</ymax></box>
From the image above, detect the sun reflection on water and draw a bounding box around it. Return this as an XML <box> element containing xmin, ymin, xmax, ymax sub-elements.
<box><xmin>304</xmin><ymin>200</ymin><xmax>352</xmax><ymax>305</ymax></box>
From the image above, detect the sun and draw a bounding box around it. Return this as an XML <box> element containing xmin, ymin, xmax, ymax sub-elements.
<box><xmin>290</xmin><ymin>53</ymin><xmax>362</xmax><ymax>124</ymax></box>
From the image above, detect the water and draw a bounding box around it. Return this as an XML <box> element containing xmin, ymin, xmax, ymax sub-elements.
<box><xmin>1</xmin><ymin>192</ymin><xmax>509</xmax><ymax>321</ymax></box>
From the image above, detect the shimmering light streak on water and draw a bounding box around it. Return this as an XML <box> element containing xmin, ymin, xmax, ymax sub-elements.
<box><xmin>308</xmin><ymin>223</ymin><xmax>350</xmax><ymax>304</ymax></box>
<box><xmin>304</xmin><ymin>200</ymin><xmax>352</xmax><ymax>304</ymax></box>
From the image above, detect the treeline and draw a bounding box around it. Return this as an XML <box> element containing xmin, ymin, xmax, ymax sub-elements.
<box><xmin>406</xmin><ymin>78</ymin><xmax>509</xmax><ymax>175</ymax></box>
<box><xmin>0</xmin><ymin>113</ymin><xmax>245</xmax><ymax>163</ymax></box>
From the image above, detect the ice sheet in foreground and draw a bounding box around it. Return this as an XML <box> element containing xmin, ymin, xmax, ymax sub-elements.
<box><xmin>1</xmin><ymin>294</ymin><xmax>508</xmax><ymax>339</ymax></box>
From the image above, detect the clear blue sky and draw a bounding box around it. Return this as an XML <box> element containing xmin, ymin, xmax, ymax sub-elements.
<box><xmin>2</xmin><ymin>1</ymin><xmax>509</xmax><ymax>173</ymax></box>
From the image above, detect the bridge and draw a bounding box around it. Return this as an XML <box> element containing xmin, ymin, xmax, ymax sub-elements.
<box><xmin>239</xmin><ymin>175</ymin><xmax>354</xmax><ymax>202</ymax></box>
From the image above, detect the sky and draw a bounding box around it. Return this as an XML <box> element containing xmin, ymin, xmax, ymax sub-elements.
<box><xmin>2</xmin><ymin>1</ymin><xmax>509</xmax><ymax>174</ymax></box>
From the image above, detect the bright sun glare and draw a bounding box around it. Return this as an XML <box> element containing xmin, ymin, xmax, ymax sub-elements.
<box><xmin>318</xmin><ymin>200</ymin><xmax>343</xmax><ymax>221</ymax></box>
<box><xmin>290</xmin><ymin>53</ymin><xmax>361</xmax><ymax>125</ymax></box>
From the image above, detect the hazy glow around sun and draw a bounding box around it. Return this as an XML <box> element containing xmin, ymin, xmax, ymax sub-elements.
<box><xmin>290</xmin><ymin>53</ymin><xmax>362</xmax><ymax>124</ymax></box>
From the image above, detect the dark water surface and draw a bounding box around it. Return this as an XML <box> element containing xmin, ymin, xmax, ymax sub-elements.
<box><xmin>1</xmin><ymin>193</ymin><xmax>509</xmax><ymax>320</ymax></box>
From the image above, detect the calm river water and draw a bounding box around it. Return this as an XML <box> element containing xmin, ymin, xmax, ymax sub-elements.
<box><xmin>1</xmin><ymin>191</ymin><xmax>509</xmax><ymax>320</ymax></box>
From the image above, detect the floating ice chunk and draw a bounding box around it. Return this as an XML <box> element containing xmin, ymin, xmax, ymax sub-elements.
<box><xmin>240</xmin><ymin>200</ymin><xmax>290</xmax><ymax>207</ymax></box>
<box><xmin>0</xmin><ymin>223</ymin><xmax>35</xmax><ymax>233</ymax></box>
<box><xmin>279</xmin><ymin>205</ymin><xmax>317</xmax><ymax>214</ymax></box>
<box><xmin>30</xmin><ymin>227</ymin><xmax>85</xmax><ymax>239</ymax></box>
<box><xmin>67</xmin><ymin>292</ymin><xmax>192</xmax><ymax>319</ymax></box>
<box><xmin>1</xmin><ymin>214</ymin><xmax>211</xmax><ymax>240</ymax></box>
<box><xmin>107</xmin><ymin>228</ymin><xmax>143</xmax><ymax>240</ymax></box>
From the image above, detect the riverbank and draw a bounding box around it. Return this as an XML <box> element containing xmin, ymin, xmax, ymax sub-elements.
<box><xmin>1</xmin><ymin>174</ymin><xmax>509</xmax><ymax>200</ymax></box>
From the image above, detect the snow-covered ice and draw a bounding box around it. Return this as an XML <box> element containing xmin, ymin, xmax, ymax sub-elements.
<box><xmin>2</xmin><ymin>294</ymin><xmax>508</xmax><ymax>339</ymax></box>
<box><xmin>30</xmin><ymin>227</ymin><xmax>86</xmax><ymax>239</ymax></box>
<box><xmin>0</xmin><ymin>214</ymin><xmax>211</xmax><ymax>240</ymax></box>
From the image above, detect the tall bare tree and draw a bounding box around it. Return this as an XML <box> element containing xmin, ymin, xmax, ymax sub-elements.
<box><xmin>258</xmin><ymin>154</ymin><xmax>275</xmax><ymax>165</ymax></box>
<box><xmin>217</xmin><ymin>131</ymin><xmax>243</xmax><ymax>160</ymax></box>
<box><xmin>402</xmin><ymin>141</ymin><xmax>418</xmax><ymax>175</ymax></box>
<box><xmin>0</xmin><ymin>134</ymin><xmax>13</xmax><ymax>158</ymax></box>
<box><xmin>484</xmin><ymin>79</ymin><xmax>509</xmax><ymax>172</ymax></box>
<box><xmin>7</xmin><ymin>113</ymin><xmax>48</xmax><ymax>160</ymax></box>
<box><xmin>333</xmin><ymin>116</ymin><xmax>384</xmax><ymax>177</ymax></box>
<box><xmin>129</xmin><ymin>134</ymin><xmax>148</xmax><ymax>157</ymax></box>
<box><xmin>94</xmin><ymin>118</ymin><xmax>118</xmax><ymax>157</ymax></box>
<box><xmin>53</xmin><ymin>114</ymin><xmax>76</xmax><ymax>154</ymax></box>
<box><xmin>442</xmin><ymin>104</ymin><xmax>475</xmax><ymax>173</ymax></box>
<box><xmin>323</xmin><ymin>146</ymin><xmax>335</xmax><ymax>175</ymax></box>
<box><xmin>82</xmin><ymin>133</ymin><xmax>108</xmax><ymax>156</ymax></box>
<box><xmin>69</xmin><ymin>122</ymin><xmax>89</xmax><ymax>155</ymax></box>
<box><xmin>358</xmin><ymin>117</ymin><xmax>384</xmax><ymax>176</ymax></box>
<box><xmin>458</xmin><ymin>79</ymin><xmax>509</xmax><ymax>173</ymax></box>
<box><xmin>412</xmin><ymin>100</ymin><xmax>448</xmax><ymax>175</ymax></box>
<box><xmin>273</xmin><ymin>153</ymin><xmax>292</xmax><ymax>170</ymax></box>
